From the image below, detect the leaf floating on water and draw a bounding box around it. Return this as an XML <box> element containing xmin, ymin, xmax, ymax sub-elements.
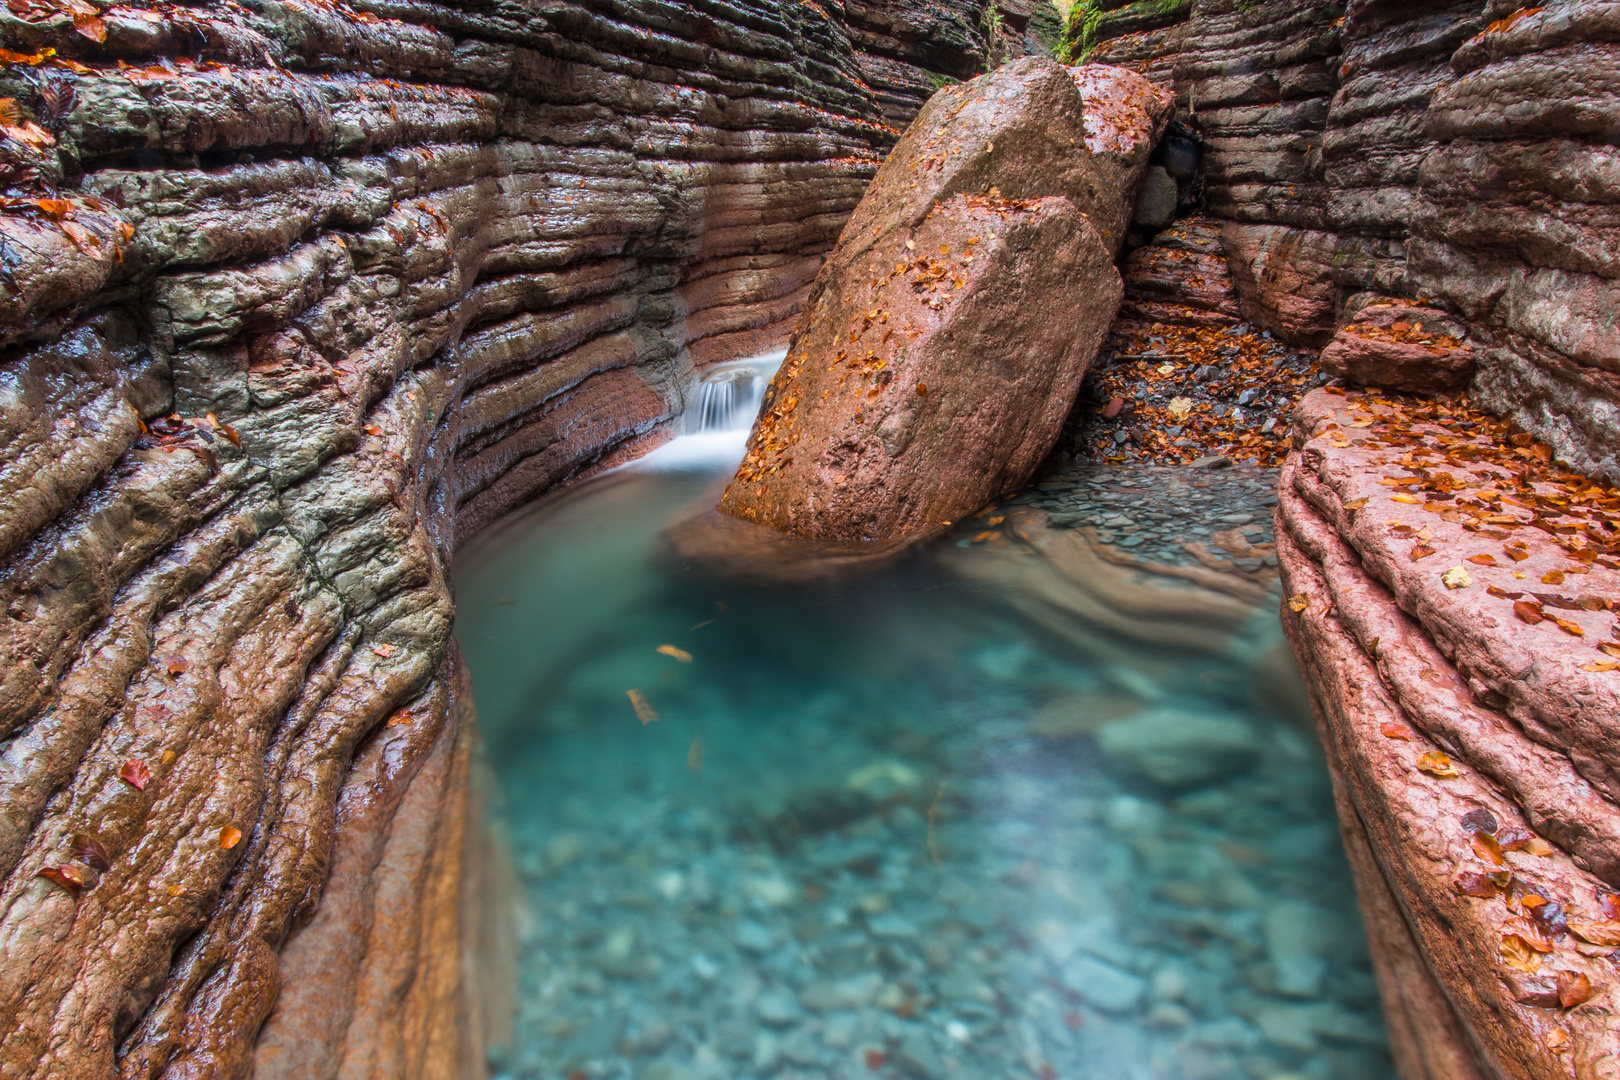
<box><xmin>219</xmin><ymin>826</ymin><xmax>242</xmax><ymax>850</ymax></box>
<box><xmin>656</xmin><ymin>644</ymin><xmax>692</xmax><ymax>663</ymax></box>
<box><xmin>1288</xmin><ymin>593</ymin><xmax>1309</xmax><ymax>612</ymax></box>
<box><xmin>1501</xmin><ymin>933</ymin><xmax>1543</xmax><ymax>973</ymax></box>
<box><xmin>1471</xmin><ymin>831</ymin><xmax>1506</xmax><ymax>866</ymax></box>
<box><xmin>71</xmin><ymin>833</ymin><xmax>109</xmax><ymax>871</ymax></box>
<box><xmin>1380</xmin><ymin>721</ymin><xmax>1413</xmax><ymax>740</ymax></box>
<box><xmin>1416</xmin><ymin>751</ymin><xmax>1460</xmax><ymax>778</ymax></box>
<box><xmin>626</xmin><ymin>689</ymin><xmax>658</xmax><ymax>725</ymax></box>
<box><xmin>37</xmin><ymin>865</ymin><xmax>89</xmax><ymax>894</ymax></box>
<box><xmin>687</xmin><ymin>736</ymin><xmax>704</xmax><ymax>778</ymax></box>
<box><xmin>119</xmin><ymin>758</ymin><xmax>152</xmax><ymax>790</ymax></box>
<box><xmin>690</xmin><ymin>618</ymin><xmax>716</xmax><ymax>630</ymax></box>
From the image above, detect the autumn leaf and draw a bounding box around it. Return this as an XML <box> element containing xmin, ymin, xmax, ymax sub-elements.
<box><xmin>656</xmin><ymin>644</ymin><xmax>692</xmax><ymax>663</ymax></box>
<box><xmin>1167</xmin><ymin>396</ymin><xmax>1193</xmax><ymax>420</ymax></box>
<box><xmin>119</xmin><ymin>758</ymin><xmax>151</xmax><ymax>790</ymax></box>
<box><xmin>1514</xmin><ymin>601</ymin><xmax>1545</xmax><ymax>625</ymax></box>
<box><xmin>219</xmin><ymin>825</ymin><xmax>242</xmax><ymax>850</ymax></box>
<box><xmin>370</xmin><ymin>643</ymin><xmax>395</xmax><ymax>658</ymax></box>
<box><xmin>1455</xmin><ymin>870</ymin><xmax>1499</xmax><ymax>898</ymax></box>
<box><xmin>1380</xmin><ymin>721</ymin><xmax>1413</xmax><ymax>740</ymax></box>
<box><xmin>1501</xmin><ymin>934</ymin><xmax>1543</xmax><ymax>973</ymax></box>
<box><xmin>1569</xmin><ymin>922</ymin><xmax>1620</xmax><ymax>947</ymax></box>
<box><xmin>1442</xmin><ymin>565</ymin><xmax>1472</xmax><ymax>589</ymax></box>
<box><xmin>37</xmin><ymin>864</ymin><xmax>89</xmax><ymax>894</ymax></box>
<box><xmin>1467</xmin><ymin>554</ymin><xmax>1498</xmax><ymax>566</ymax></box>
<box><xmin>72</xmin><ymin>10</ymin><xmax>106</xmax><ymax>41</ymax></box>
<box><xmin>32</xmin><ymin>197</ymin><xmax>72</xmax><ymax>219</ymax></box>
<box><xmin>1410</xmin><ymin>544</ymin><xmax>1436</xmax><ymax>561</ymax></box>
<box><xmin>1582</xmin><ymin>659</ymin><xmax>1620</xmax><ymax>673</ymax></box>
<box><xmin>70</xmin><ymin>833</ymin><xmax>109</xmax><ymax>871</ymax></box>
<box><xmin>626</xmin><ymin>688</ymin><xmax>658</xmax><ymax>725</ymax></box>
<box><xmin>1554</xmin><ymin>618</ymin><xmax>1585</xmax><ymax>638</ymax></box>
<box><xmin>1543</xmin><ymin>570</ymin><xmax>1566</xmax><ymax>585</ymax></box>
<box><xmin>1288</xmin><ymin>593</ymin><xmax>1309</xmax><ymax>612</ymax></box>
<box><xmin>1509</xmin><ymin>916</ymin><xmax>1558</xmax><ymax>952</ymax></box>
<box><xmin>1417</xmin><ymin>751</ymin><xmax>1460</xmax><ymax>778</ymax></box>
<box><xmin>163</xmin><ymin>654</ymin><xmax>188</xmax><ymax>676</ymax></box>
<box><xmin>1546</xmin><ymin>1028</ymin><xmax>1571</xmax><ymax>1053</ymax></box>
<box><xmin>1344</xmin><ymin>497</ymin><xmax>1368</xmax><ymax>510</ymax></box>
<box><xmin>1471</xmin><ymin>831</ymin><xmax>1506</xmax><ymax>865</ymax></box>
<box><xmin>1392</xmin><ymin>494</ymin><xmax>1418</xmax><ymax>504</ymax></box>
<box><xmin>1603</xmin><ymin>644</ymin><xmax>1620</xmax><ymax>659</ymax></box>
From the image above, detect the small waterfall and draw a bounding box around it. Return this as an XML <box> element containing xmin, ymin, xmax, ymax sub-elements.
<box><xmin>681</xmin><ymin>351</ymin><xmax>785</xmax><ymax>435</ymax></box>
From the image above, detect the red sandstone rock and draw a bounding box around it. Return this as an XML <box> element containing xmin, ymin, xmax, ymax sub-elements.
<box><xmin>717</xmin><ymin>58</ymin><xmax>1171</xmax><ymax>542</ymax></box>
<box><xmin>1119</xmin><ymin>214</ymin><xmax>1243</xmax><ymax>326</ymax></box>
<box><xmin>1219</xmin><ymin>222</ymin><xmax>1339</xmax><ymax>346</ymax></box>
<box><xmin>1320</xmin><ymin>298</ymin><xmax>1475</xmax><ymax>392</ymax></box>
<box><xmin>1280</xmin><ymin>387</ymin><xmax>1620</xmax><ymax>1079</ymax></box>
<box><xmin>719</xmin><ymin>189</ymin><xmax>1119</xmax><ymax>541</ymax></box>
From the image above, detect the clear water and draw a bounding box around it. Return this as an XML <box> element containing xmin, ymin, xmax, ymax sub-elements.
<box><xmin>454</xmin><ymin>358</ymin><xmax>1392</xmax><ymax>1080</ymax></box>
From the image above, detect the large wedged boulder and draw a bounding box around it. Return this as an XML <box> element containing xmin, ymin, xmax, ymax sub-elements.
<box><xmin>718</xmin><ymin>58</ymin><xmax>1169</xmax><ymax>542</ymax></box>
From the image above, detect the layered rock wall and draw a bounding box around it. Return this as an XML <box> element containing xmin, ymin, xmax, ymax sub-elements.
<box><xmin>0</xmin><ymin>1</ymin><xmax>986</xmax><ymax>1076</ymax></box>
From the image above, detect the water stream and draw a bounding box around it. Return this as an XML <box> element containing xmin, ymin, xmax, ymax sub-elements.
<box><xmin>455</xmin><ymin>356</ymin><xmax>1393</xmax><ymax>1080</ymax></box>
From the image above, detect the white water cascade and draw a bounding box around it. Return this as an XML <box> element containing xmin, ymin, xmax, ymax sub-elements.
<box><xmin>629</xmin><ymin>349</ymin><xmax>786</xmax><ymax>473</ymax></box>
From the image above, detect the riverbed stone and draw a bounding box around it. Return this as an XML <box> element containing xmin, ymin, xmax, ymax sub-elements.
<box><xmin>1096</xmin><ymin>709</ymin><xmax>1263</xmax><ymax>787</ymax></box>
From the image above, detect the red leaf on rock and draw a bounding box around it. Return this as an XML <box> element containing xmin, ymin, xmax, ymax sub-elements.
<box><xmin>1557</xmin><ymin>970</ymin><xmax>1594</xmax><ymax>1008</ymax></box>
<box><xmin>164</xmin><ymin>655</ymin><xmax>188</xmax><ymax>676</ymax></box>
<box><xmin>37</xmin><ymin>864</ymin><xmax>89</xmax><ymax>893</ymax></box>
<box><xmin>119</xmin><ymin>758</ymin><xmax>151</xmax><ymax>790</ymax></box>
<box><xmin>1380</xmin><ymin>721</ymin><xmax>1413</xmax><ymax>740</ymax></box>
<box><xmin>1410</xmin><ymin>544</ymin><xmax>1436</xmax><ymax>561</ymax></box>
<box><xmin>219</xmin><ymin>825</ymin><xmax>242</xmax><ymax>850</ymax></box>
<box><xmin>70</xmin><ymin>833</ymin><xmax>109</xmax><ymax>870</ymax></box>
<box><xmin>1467</xmin><ymin>554</ymin><xmax>1498</xmax><ymax>565</ymax></box>
<box><xmin>1455</xmin><ymin>870</ymin><xmax>1499</xmax><ymax>898</ymax></box>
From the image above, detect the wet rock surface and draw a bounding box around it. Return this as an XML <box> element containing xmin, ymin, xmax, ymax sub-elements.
<box><xmin>0</xmin><ymin>0</ymin><xmax>991</xmax><ymax>1074</ymax></box>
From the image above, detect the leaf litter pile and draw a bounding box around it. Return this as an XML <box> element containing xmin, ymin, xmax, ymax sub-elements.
<box><xmin>1063</xmin><ymin>320</ymin><xmax>1326</xmax><ymax>467</ymax></box>
<box><xmin>1316</xmin><ymin>388</ymin><xmax>1620</xmax><ymax>670</ymax></box>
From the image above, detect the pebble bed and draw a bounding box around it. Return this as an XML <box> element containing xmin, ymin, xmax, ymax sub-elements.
<box><xmin>970</xmin><ymin>461</ymin><xmax>1282</xmax><ymax>575</ymax></box>
<box><xmin>459</xmin><ymin>458</ymin><xmax>1393</xmax><ymax>1080</ymax></box>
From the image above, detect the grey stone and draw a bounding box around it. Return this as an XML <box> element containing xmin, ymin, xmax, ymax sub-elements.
<box><xmin>1059</xmin><ymin>955</ymin><xmax>1147</xmax><ymax>1014</ymax></box>
<box><xmin>896</xmin><ymin>1030</ymin><xmax>945</xmax><ymax>1078</ymax></box>
<box><xmin>1264</xmin><ymin>901</ymin><xmax>1329</xmax><ymax>998</ymax></box>
<box><xmin>757</xmin><ymin>990</ymin><xmax>806</xmax><ymax>1027</ymax></box>
<box><xmin>1096</xmin><ymin>709</ymin><xmax>1263</xmax><ymax>787</ymax></box>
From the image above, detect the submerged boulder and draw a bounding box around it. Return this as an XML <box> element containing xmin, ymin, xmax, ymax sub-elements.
<box><xmin>718</xmin><ymin>58</ymin><xmax>1171</xmax><ymax>543</ymax></box>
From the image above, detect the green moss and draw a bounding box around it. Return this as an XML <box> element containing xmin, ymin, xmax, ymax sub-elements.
<box><xmin>1060</xmin><ymin>0</ymin><xmax>1190</xmax><ymax>62</ymax></box>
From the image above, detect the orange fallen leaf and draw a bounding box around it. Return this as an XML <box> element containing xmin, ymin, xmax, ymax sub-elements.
<box><xmin>1417</xmin><ymin>750</ymin><xmax>1460</xmax><ymax>778</ymax></box>
<box><xmin>1472</xmin><ymin>831</ymin><xmax>1506</xmax><ymax>866</ymax></box>
<box><xmin>219</xmin><ymin>825</ymin><xmax>242</xmax><ymax>850</ymax></box>
<box><xmin>1514</xmin><ymin>601</ymin><xmax>1545</xmax><ymax>625</ymax></box>
<box><xmin>1411</xmin><ymin>544</ymin><xmax>1436</xmax><ymax>561</ymax></box>
<box><xmin>1547</xmin><ymin>1028</ymin><xmax>1570</xmax><ymax>1053</ymax></box>
<box><xmin>1501</xmin><ymin>933</ymin><xmax>1543</xmax><ymax>973</ymax></box>
<box><xmin>164</xmin><ymin>655</ymin><xmax>188</xmax><ymax>676</ymax></box>
<box><xmin>1557</xmin><ymin>970</ymin><xmax>1594</xmax><ymax>1008</ymax></box>
<box><xmin>1569</xmin><ymin>922</ymin><xmax>1620</xmax><ymax>947</ymax></box>
<box><xmin>1467</xmin><ymin>554</ymin><xmax>1498</xmax><ymax>566</ymax></box>
<box><xmin>1392</xmin><ymin>494</ymin><xmax>1418</xmax><ymax>504</ymax></box>
<box><xmin>1380</xmin><ymin>721</ymin><xmax>1413</xmax><ymax>740</ymax></box>
<box><xmin>1554</xmin><ymin>618</ymin><xmax>1585</xmax><ymax>638</ymax></box>
<box><xmin>370</xmin><ymin>643</ymin><xmax>395</xmax><ymax>658</ymax></box>
<box><xmin>1543</xmin><ymin>570</ymin><xmax>1566</xmax><ymax>585</ymax></box>
<box><xmin>656</xmin><ymin>644</ymin><xmax>693</xmax><ymax>663</ymax></box>
<box><xmin>1344</xmin><ymin>497</ymin><xmax>1368</xmax><ymax>510</ymax></box>
<box><xmin>1288</xmin><ymin>593</ymin><xmax>1309</xmax><ymax>612</ymax></box>
<box><xmin>37</xmin><ymin>864</ymin><xmax>90</xmax><ymax>894</ymax></box>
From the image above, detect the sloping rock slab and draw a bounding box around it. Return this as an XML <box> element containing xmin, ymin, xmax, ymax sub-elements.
<box><xmin>1278</xmin><ymin>387</ymin><xmax>1620</xmax><ymax>1079</ymax></box>
<box><xmin>1119</xmin><ymin>214</ymin><xmax>1244</xmax><ymax>326</ymax></box>
<box><xmin>1320</xmin><ymin>297</ymin><xmax>1475</xmax><ymax>392</ymax></box>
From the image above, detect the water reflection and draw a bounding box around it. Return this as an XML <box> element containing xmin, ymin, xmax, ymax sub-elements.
<box><xmin>454</xmin><ymin>356</ymin><xmax>1390</xmax><ymax>1080</ymax></box>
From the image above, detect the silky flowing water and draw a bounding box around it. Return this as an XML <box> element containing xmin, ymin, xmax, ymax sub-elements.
<box><xmin>455</xmin><ymin>357</ymin><xmax>1393</xmax><ymax>1080</ymax></box>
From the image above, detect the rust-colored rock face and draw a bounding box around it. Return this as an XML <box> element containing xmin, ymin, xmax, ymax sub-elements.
<box><xmin>0</xmin><ymin>0</ymin><xmax>993</xmax><ymax>1076</ymax></box>
<box><xmin>718</xmin><ymin>58</ymin><xmax>1166</xmax><ymax>542</ymax></box>
<box><xmin>1320</xmin><ymin>298</ymin><xmax>1475</xmax><ymax>393</ymax></box>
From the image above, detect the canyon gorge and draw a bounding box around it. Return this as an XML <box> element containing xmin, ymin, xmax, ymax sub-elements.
<box><xmin>0</xmin><ymin>0</ymin><xmax>1617</xmax><ymax>1079</ymax></box>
